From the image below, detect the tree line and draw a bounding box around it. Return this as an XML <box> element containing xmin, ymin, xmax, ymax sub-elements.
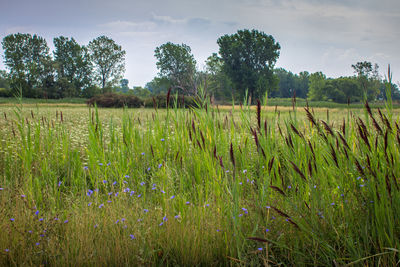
<box><xmin>0</xmin><ymin>34</ymin><xmax>125</xmax><ymax>98</ymax></box>
<box><xmin>1</xmin><ymin>30</ymin><xmax>399</xmax><ymax>103</ymax></box>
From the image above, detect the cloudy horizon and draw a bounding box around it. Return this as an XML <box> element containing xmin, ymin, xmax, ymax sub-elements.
<box><xmin>1</xmin><ymin>0</ymin><xmax>399</xmax><ymax>88</ymax></box>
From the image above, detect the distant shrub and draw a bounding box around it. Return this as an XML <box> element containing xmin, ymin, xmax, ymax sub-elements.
<box><xmin>87</xmin><ymin>93</ymin><xmax>143</xmax><ymax>108</ymax></box>
<box><xmin>0</xmin><ymin>88</ymin><xmax>12</xmax><ymax>97</ymax></box>
<box><xmin>144</xmin><ymin>94</ymin><xmax>198</xmax><ymax>109</ymax></box>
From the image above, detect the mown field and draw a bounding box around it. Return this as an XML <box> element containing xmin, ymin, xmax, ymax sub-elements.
<box><xmin>0</xmin><ymin>100</ymin><xmax>399</xmax><ymax>266</ymax></box>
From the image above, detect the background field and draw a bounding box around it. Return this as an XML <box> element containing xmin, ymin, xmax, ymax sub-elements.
<box><xmin>0</xmin><ymin>102</ymin><xmax>399</xmax><ymax>266</ymax></box>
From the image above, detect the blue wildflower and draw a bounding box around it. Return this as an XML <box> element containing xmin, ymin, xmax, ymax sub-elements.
<box><xmin>158</xmin><ymin>164</ymin><xmax>162</xmax><ymax>168</ymax></box>
<box><xmin>112</xmin><ymin>181</ymin><xmax>117</xmax><ymax>185</ymax></box>
<box><xmin>99</xmin><ymin>204</ymin><xmax>104</xmax><ymax>208</ymax></box>
<box><xmin>186</xmin><ymin>201</ymin><xmax>190</xmax><ymax>205</ymax></box>
<box><xmin>58</xmin><ymin>181</ymin><xmax>62</xmax><ymax>187</ymax></box>
<box><xmin>163</xmin><ymin>216</ymin><xmax>167</xmax><ymax>221</ymax></box>
<box><xmin>39</xmin><ymin>218</ymin><xmax>43</xmax><ymax>222</ymax></box>
<box><xmin>35</xmin><ymin>210</ymin><xmax>39</xmax><ymax>216</ymax></box>
<box><xmin>170</xmin><ymin>195</ymin><xmax>175</xmax><ymax>199</ymax></box>
<box><xmin>103</xmin><ymin>180</ymin><xmax>107</xmax><ymax>184</ymax></box>
<box><xmin>144</xmin><ymin>209</ymin><xmax>149</xmax><ymax>213</ymax></box>
<box><xmin>161</xmin><ymin>138</ymin><xmax>165</xmax><ymax>141</ymax></box>
<box><xmin>124</xmin><ymin>175</ymin><xmax>130</xmax><ymax>178</ymax></box>
<box><xmin>83</xmin><ymin>166</ymin><xmax>88</xmax><ymax>170</ymax></box>
<box><xmin>88</xmin><ymin>202</ymin><xmax>92</xmax><ymax>207</ymax></box>
<box><xmin>10</xmin><ymin>218</ymin><xmax>14</xmax><ymax>222</ymax></box>
<box><xmin>64</xmin><ymin>220</ymin><xmax>68</xmax><ymax>223</ymax></box>
<box><xmin>130</xmin><ymin>234</ymin><xmax>135</xmax><ymax>240</ymax></box>
<box><xmin>258</xmin><ymin>247</ymin><xmax>263</xmax><ymax>251</ymax></box>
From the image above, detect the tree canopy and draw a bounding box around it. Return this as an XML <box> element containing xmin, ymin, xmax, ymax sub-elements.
<box><xmin>217</xmin><ymin>29</ymin><xmax>280</xmax><ymax>101</ymax></box>
<box><xmin>88</xmin><ymin>36</ymin><xmax>126</xmax><ymax>92</ymax></box>
<box><xmin>154</xmin><ymin>42</ymin><xmax>197</xmax><ymax>95</ymax></box>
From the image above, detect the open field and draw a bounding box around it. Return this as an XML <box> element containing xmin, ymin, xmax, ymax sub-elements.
<box><xmin>0</xmin><ymin>102</ymin><xmax>399</xmax><ymax>266</ymax></box>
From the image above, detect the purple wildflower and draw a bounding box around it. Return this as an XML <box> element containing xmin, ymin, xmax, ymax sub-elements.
<box><xmin>88</xmin><ymin>202</ymin><xmax>92</xmax><ymax>207</ymax></box>
<box><xmin>170</xmin><ymin>195</ymin><xmax>175</xmax><ymax>199</ymax></box>
<box><xmin>64</xmin><ymin>220</ymin><xmax>68</xmax><ymax>223</ymax></box>
<box><xmin>130</xmin><ymin>234</ymin><xmax>135</xmax><ymax>239</ymax></box>
<box><xmin>10</xmin><ymin>218</ymin><xmax>14</xmax><ymax>222</ymax></box>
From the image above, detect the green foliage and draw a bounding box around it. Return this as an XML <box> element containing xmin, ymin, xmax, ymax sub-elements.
<box><xmin>53</xmin><ymin>36</ymin><xmax>93</xmax><ymax>97</ymax></box>
<box><xmin>2</xmin><ymin>33</ymin><xmax>52</xmax><ymax>98</ymax></box>
<box><xmin>204</xmin><ymin>53</ymin><xmax>233</xmax><ymax>101</ymax></box>
<box><xmin>217</xmin><ymin>29</ymin><xmax>280</xmax><ymax>101</ymax></box>
<box><xmin>86</xmin><ymin>92</ymin><xmax>143</xmax><ymax>108</ymax></box>
<box><xmin>131</xmin><ymin>86</ymin><xmax>151</xmax><ymax>98</ymax></box>
<box><xmin>143</xmin><ymin>93</ymin><xmax>197</xmax><ymax>108</ymax></box>
<box><xmin>88</xmin><ymin>36</ymin><xmax>126</xmax><ymax>90</ymax></box>
<box><xmin>274</xmin><ymin>68</ymin><xmax>310</xmax><ymax>98</ymax></box>
<box><xmin>145</xmin><ymin>76</ymin><xmax>171</xmax><ymax>95</ymax></box>
<box><xmin>154</xmin><ymin>42</ymin><xmax>197</xmax><ymax>95</ymax></box>
<box><xmin>307</xmin><ymin>71</ymin><xmax>328</xmax><ymax>101</ymax></box>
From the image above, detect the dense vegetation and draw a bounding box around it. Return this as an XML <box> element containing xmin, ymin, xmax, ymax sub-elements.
<box><xmin>0</xmin><ymin>93</ymin><xmax>399</xmax><ymax>265</ymax></box>
<box><xmin>1</xmin><ymin>30</ymin><xmax>399</xmax><ymax>104</ymax></box>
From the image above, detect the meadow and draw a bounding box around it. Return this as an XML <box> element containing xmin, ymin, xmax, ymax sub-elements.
<box><xmin>0</xmin><ymin>98</ymin><xmax>399</xmax><ymax>266</ymax></box>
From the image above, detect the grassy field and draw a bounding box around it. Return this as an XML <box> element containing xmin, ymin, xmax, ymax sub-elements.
<box><xmin>0</xmin><ymin>100</ymin><xmax>399</xmax><ymax>266</ymax></box>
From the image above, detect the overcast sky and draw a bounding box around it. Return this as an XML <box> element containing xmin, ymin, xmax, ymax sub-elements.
<box><xmin>1</xmin><ymin>0</ymin><xmax>399</xmax><ymax>87</ymax></box>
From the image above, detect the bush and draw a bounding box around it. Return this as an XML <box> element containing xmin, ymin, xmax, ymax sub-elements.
<box><xmin>86</xmin><ymin>93</ymin><xmax>143</xmax><ymax>108</ymax></box>
<box><xmin>144</xmin><ymin>94</ymin><xmax>198</xmax><ymax>108</ymax></box>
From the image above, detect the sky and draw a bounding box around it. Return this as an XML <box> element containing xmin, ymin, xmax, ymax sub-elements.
<box><xmin>1</xmin><ymin>0</ymin><xmax>399</xmax><ymax>87</ymax></box>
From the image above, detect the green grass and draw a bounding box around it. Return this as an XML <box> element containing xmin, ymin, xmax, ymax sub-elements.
<box><xmin>0</xmin><ymin>100</ymin><xmax>399</xmax><ymax>266</ymax></box>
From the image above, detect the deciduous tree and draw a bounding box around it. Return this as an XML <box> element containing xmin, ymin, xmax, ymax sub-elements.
<box><xmin>88</xmin><ymin>36</ymin><xmax>126</xmax><ymax>92</ymax></box>
<box><xmin>217</xmin><ymin>29</ymin><xmax>280</xmax><ymax>101</ymax></box>
<box><xmin>154</xmin><ymin>42</ymin><xmax>196</xmax><ymax>95</ymax></box>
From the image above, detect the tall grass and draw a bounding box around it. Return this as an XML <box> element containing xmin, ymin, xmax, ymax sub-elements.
<box><xmin>0</xmin><ymin>94</ymin><xmax>399</xmax><ymax>265</ymax></box>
